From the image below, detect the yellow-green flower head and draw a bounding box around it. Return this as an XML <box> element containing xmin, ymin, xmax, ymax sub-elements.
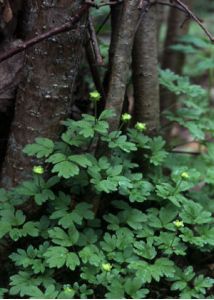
<box><xmin>102</xmin><ymin>263</ymin><xmax>112</xmax><ymax>272</ymax></box>
<box><xmin>89</xmin><ymin>90</ymin><xmax>101</xmax><ymax>102</ymax></box>
<box><xmin>64</xmin><ymin>287</ymin><xmax>74</xmax><ymax>293</ymax></box>
<box><xmin>173</xmin><ymin>220</ymin><xmax>184</xmax><ymax>228</ymax></box>
<box><xmin>135</xmin><ymin>122</ymin><xmax>146</xmax><ymax>132</ymax></box>
<box><xmin>121</xmin><ymin>113</ymin><xmax>132</xmax><ymax>123</ymax></box>
<box><xmin>33</xmin><ymin>165</ymin><xmax>44</xmax><ymax>175</ymax></box>
<box><xmin>181</xmin><ymin>172</ymin><xmax>189</xmax><ymax>179</ymax></box>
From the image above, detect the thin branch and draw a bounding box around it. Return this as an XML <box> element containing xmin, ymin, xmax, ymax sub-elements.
<box><xmin>96</xmin><ymin>11</ymin><xmax>111</xmax><ymax>35</ymax></box>
<box><xmin>153</xmin><ymin>0</ymin><xmax>214</xmax><ymax>42</ymax></box>
<box><xmin>135</xmin><ymin>0</ymin><xmax>151</xmax><ymax>34</ymax></box>
<box><xmin>170</xmin><ymin>150</ymin><xmax>201</xmax><ymax>155</ymax></box>
<box><xmin>173</xmin><ymin>0</ymin><xmax>214</xmax><ymax>42</ymax></box>
<box><xmin>152</xmin><ymin>1</ymin><xmax>186</xmax><ymax>14</ymax></box>
<box><xmin>85</xmin><ymin>0</ymin><xmax>122</xmax><ymax>8</ymax></box>
<box><xmin>85</xmin><ymin>36</ymin><xmax>106</xmax><ymax>103</ymax></box>
<box><xmin>0</xmin><ymin>3</ymin><xmax>90</xmax><ymax>64</ymax></box>
<box><xmin>88</xmin><ymin>16</ymin><xmax>103</xmax><ymax>65</ymax></box>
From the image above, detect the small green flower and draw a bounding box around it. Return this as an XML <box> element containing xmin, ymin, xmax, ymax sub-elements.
<box><xmin>102</xmin><ymin>263</ymin><xmax>112</xmax><ymax>272</ymax></box>
<box><xmin>173</xmin><ymin>220</ymin><xmax>184</xmax><ymax>228</ymax></box>
<box><xmin>89</xmin><ymin>90</ymin><xmax>101</xmax><ymax>102</ymax></box>
<box><xmin>135</xmin><ymin>122</ymin><xmax>146</xmax><ymax>132</ymax></box>
<box><xmin>64</xmin><ymin>287</ymin><xmax>74</xmax><ymax>293</ymax></box>
<box><xmin>181</xmin><ymin>172</ymin><xmax>189</xmax><ymax>179</ymax></box>
<box><xmin>33</xmin><ymin>165</ymin><xmax>44</xmax><ymax>175</ymax></box>
<box><xmin>121</xmin><ymin>113</ymin><xmax>132</xmax><ymax>122</ymax></box>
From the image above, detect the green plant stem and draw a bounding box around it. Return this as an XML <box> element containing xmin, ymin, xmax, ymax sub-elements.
<box><xmin>94</xmin><ymin>102</ymin><xmax>98</xmax><ymax>124</ymax></box>
<box><xmin>172</xmin><ymin>178</ymin><xmax>183</xmax><ymax>195</ymax></box>
<box><xmin>35</xmin><ymin>175</ymin><xmax>42</xmax><ymax>192</ymax></box>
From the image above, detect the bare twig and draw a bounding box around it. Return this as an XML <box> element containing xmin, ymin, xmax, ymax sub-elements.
<box><xmin>170</xmin><ymin>150</ymin><xmax>201</xmax><ymax>155</ymax></box>
<box><xmin>88</xmin><ymin>16</ymin><xmax>103</xmax><ymax>65</ymax></box>
<box><xmin>153</xmin><ymin>0</ymin><xmax>214</xmax><ymax>42</ymax></box>
<box><xmin>96</xmin><ymin>11</ymin><xmax>111</xmax><ymax>35</ymax></box>
<box><xmin>135</xmin><ymin>0</ymin><xmax>151</xmax><ymax>34</ymax></box>
<box><xmin>173</xmin><ymin>0</ymin><xmax>214</xmax><ymax>42</ymax></box>
<box><xmin>85</xmin><ymin>0</ymin><xmax>122</xmax><ymax>8</ymax></box>
<box><xmin>0</xmin><ymin>3</ymin><xmax>90</xmax><ymax>64</ymax></box>
<box><xmin>153</xmin><ymin>1</ymin><xmax>186</xmax><ymax>14</ymax></box>
<box><xmin>138</xmin><ymin>0</ymin><xmax>144</xmax><ymax>9</ymax></box>
<box><xmin>85</xmin><ymin>36</ymin><xmax>106</xmax><ymax>103</ymax></box>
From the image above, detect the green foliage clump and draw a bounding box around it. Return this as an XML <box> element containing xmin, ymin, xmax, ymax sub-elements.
<box><xmin>0</xmin><ymin>83</ymin><xmax>214</xmax><ymax>298</ymax></box>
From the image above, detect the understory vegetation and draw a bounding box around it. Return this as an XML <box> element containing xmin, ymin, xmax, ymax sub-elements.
<box><xmin>0</xmin><ymin>71</ymin><xmax>214</xmax><ymax>298</ymax></box>
<box><xmin>0</xmin><ymin>0</ymin><xmax>214</xmax><ymax>299</ymax></box>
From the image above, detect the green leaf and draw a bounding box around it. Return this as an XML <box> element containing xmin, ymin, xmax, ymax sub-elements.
<box><xmin>171</xmin><ymin>281</ymin><xmax>187</xmax><ymax>291</ymax></box>
<box><xmin>134</xmin><ymin>241</ymin><xmax>157</xmax><ymax>260</ymax></box>
<box><xmin>48</xmin><ymin>226</ymin><xmax>79</xmax><ymax>247</ymax></box>
<box><xmin>0</xmin><ymin>222</ymin><xmax>11</xmax><ymax>238</ymax></box>
<box><xmin>194</xmin><ymin>275</ymin><xmax>214</xmax><ymax>294</ymax></box>
<box><xmin>124</xmin><ymin>278</ymin><xmax>149</xmax><ymax>299</ymax></box>
<box><xmin>69</xmin><ymin>154</ymin><xmax>92</xmax><ymax>168</ymax></box>
<box><xmin>97</xmin><ymin>178</ymin><xmax>118</xmax><ymax>193</ymax></box>
<box><xmin>16</xmin><ymin>180</ymin><xmax>39</xmax><ymax>196</ymax></box>
<box><xmin>185</xmin><ymin>121</ymin><xmax>205</xmax><ymax>140</ymax></box>
<box><xmin>9</xmin><ymin>271</ymin><xmax>42</xmax><ymax>297</ymax></box>
<box><xmin>23</xmin><ymin>137</ymin><xmax>54</xmax><ymax>158</ymax></box>
<box><xmin>159</xmin><ymin>205</ymin><xmax>178</xmax><ymax>226</ymax></box>
<box><xmin>74</xmin><ymin>202</ymin><xmax>94</xmax><ymax>220</ymax></box>
<box><xmin>98</xmin><ymin>109</ymin><xmax>116</xmax><ymax>120</ymax></box>
<box><xmin>0</xmin><ymin>288</ymin><xmax>7</xmax><ymax>298</ymax></box>
<box><xmin>105</xmin><ymin>280</ymin><xmax>125</xmax><ymax>299</ymax></box>
<box><xmin>46</xmin><ymin>153</ymin><xmax>66</xmax><ymax>164</ymax></box>
<box><xmin>66</xmin><ymin>252</ymin><xmax>80</xmax><ymax>270</ymax></box>
<box><xmin>79</xmin><ymin>245</ymin><xmax>104</xmax><ymax>267</ymax></box>
<box><xmin>24</xmin><ymin>285</ymin><xmax>59</xmax><ymax>299</ymax></box>
<box><xmin>180</xmin><ymin>201</ymin><xmax>212</xmax><ymax>224</ymax></box>
<box><xmin>122</xmin><ymin>209</ymin><xmax>147</xmax><ymax>230</ymax></box>
<box><xmin>51</xmin><ymin>160</ymin><xmax>79</xmax><ymax>178</ymax></box>
<box><xmin>22</xmin><ymin>222</ymin><xmax>39</xmax><ymax>237</ymax></box>
<box><xmin>152</xmin><ymin>258</ymin><xmax>175</xmax><ymax>281</ymax></box>
<box><xmin>94</xmin><ymin>120</ymin><xmax>109</xmax><ymax>134</ymax></box>
<box><xmin>129</xmin><ymin>180</ymin><xmax>153</xmax><ymax>202</ymax></box>
<box><xmin>35</xmin><ymin>189</ymin><xmax>55</xmax><ymax>205</ymax></box>
<box><xmin>44</xmin><ymin>246</ymin><xmax>68</xmax><ymax>268</ymax></box>
<box><xmin>148</xmin><ymin>137</ymin><xmax>167</xmax><ymax>166</ymax></box>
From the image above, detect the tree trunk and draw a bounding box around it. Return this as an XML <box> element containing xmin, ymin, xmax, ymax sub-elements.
<box><xmin>132</xmin><ymin>5</ymin><xmax>160</xmax><ymax>135</ymax></box>
<box><xmin>105</xmin><ymin>0</ymin><xmax>140</xmax><ymax>130</ymax></box>
<box><xmin>0</xmin><ymin>0</ymin><xmax>24</xmax><ymax>167</ymax></box>
<box><xmin>0</xmin><ymin>0</ymin><xmax>87</xmax><ymax>188</ymax></box>
<box><xmin>160</xmin><ymin>0</ymin><xmax>193</xmax><ymax>113</ymax></box>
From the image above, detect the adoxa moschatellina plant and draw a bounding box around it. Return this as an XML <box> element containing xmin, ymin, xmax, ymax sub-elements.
<box><xmin>0</xmin><ymin>91</ymin><xmax>213</xmax><ymax>299</ymax></box>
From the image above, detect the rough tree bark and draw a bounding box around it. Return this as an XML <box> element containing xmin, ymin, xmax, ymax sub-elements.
<box><xmin>132</xmin><ymin>5</ymin><xmax>160</xmax><ymax>135</ymax></box>
<box><xmin>160</xmin><ymin>0</ymin><xmax>193</xmax><ymax>114</ymax></box>
<box><xmin>104</xmin><ymin>2</ymin><xmax>123</xmax><ymax>92</ymax></box>
<box><xmin>0</xmin><ymin>0</ymin><xmax>87</xmax><ymax>188</ymax></box>
<box><xmin>105</xmin><ymin>0</ymin><xmax>140</xmax><ymax>130</ymax></box>
<box><xmin>0</xmin><ymin>0</ymin><xmax>24</xmax><ymax>167</ymax></box>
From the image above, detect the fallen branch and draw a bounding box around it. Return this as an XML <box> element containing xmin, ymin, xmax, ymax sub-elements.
<box><xmin>170</xmin><ymin>150</ymin><xmax>201</xmax><ymax>155</ymax></box>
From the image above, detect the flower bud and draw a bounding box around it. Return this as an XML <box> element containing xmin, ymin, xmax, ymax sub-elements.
<box><xmin>181</xmin><ymin>172</ymin><xmax>189</xmax><ymax>179</ymax></box>
<box><xmin>33</xmin><ymin>165</ymin><xmax>44</xmax><ymax>175</ymax></box>
<box><xmin>121</xmin><ymin>113</ymin><xmax>132</xmax><ymax>122</ymax></box>
<box><xmin>89</xmin><ymin>91</ymin><xmax>101</xmax><ymax>102</ymax></box>
<box><xmin>173</xmin><ymin>220</ymin><xmax>184</xmax><ymax>228</ymax></box>
<box><xmin>102</xmin><ymin>263</ymin><xmax>112</xmax><ymax>272</ymax></box>
<box><xmin>135</xmin><ymin>122</ymin><xmax>146</xmax><ymax>132</ymax></box>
